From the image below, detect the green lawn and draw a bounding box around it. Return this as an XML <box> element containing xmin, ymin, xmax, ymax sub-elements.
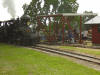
<box><xmin>0</xmin><ymin>43</ymin><xmax>100</xmax><ymax>75</ymax></box>
<box><xmin>59</xmin><ymin>46</ymin><xmax>100</xmax><ymax>57</ymax></box>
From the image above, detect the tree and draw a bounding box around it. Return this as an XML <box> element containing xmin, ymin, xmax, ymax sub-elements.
<box><xmin>23</xmin><ymin>0</ymin><xmax>79</xmax><ymax>24</ymax></box>
<box><xmin>82</xmin><ymin>11</ymin><xmax>97</xmax><ymax>30</ymax></box>
<box><xmin>58</xmin><ymin>0</ymin><xmax>78</xmax><ymax>13</ymax></box>
<box><xmin>83</xmin><ymin>11</ymin><xmax>96</xmax><ymax>22</ymax></box>
<box><xmin>23</xmin><ymin>0</ymin><xmax>42</xmax><ymax>23</ymax></box>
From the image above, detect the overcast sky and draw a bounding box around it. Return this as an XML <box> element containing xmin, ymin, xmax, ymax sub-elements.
<box><xmin>77</xmin><ymin>0</ymin><xmax>100</xmax><ymax>14</ymax></box>
<box><xmin>0</xmin><ymin>0</ymin><xmax>100</xmax><ymax>21</ymax></box>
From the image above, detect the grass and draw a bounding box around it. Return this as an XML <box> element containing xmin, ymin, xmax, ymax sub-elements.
<box><xmin>59</xmin><ymin>46</ymin><xmax>100</xmax><ymax>57</ymax></box>
<box><xmin>0</xmin><ymin>43</ymin><xmax>100</xmax><ymax>75</ymax></box>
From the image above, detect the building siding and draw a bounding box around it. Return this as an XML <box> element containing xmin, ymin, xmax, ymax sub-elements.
<box><xmin>92</xmin><ymin>25</ymin><xmax>100</xmax><ymax>44</ymax></box>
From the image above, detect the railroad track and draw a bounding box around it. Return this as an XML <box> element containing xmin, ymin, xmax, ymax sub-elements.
<box><xmin>32</xmin><ymin>45</ymin><xmax>100</xmax><ymax>65</ymax></box>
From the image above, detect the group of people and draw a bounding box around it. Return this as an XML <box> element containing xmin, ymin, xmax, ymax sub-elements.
<box><xmin>39</xmin><ymin>28</ymin><xmax>89</xmax><ymax>44</ymax></box>
<box><xmin>66</xmin><ymin>29</ymin><xmax>78</xmax><ymax>43</ymax></box>
<box><xmin>66</xmin><ymin>29</ymin><xmax>88</xmax><ymax>44</ymax></box>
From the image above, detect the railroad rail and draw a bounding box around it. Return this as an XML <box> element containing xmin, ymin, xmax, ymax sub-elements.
<box><xmin>32</xmin><ymin>45</ymin><xmax>100</xmax><ymax>65</ymax></box>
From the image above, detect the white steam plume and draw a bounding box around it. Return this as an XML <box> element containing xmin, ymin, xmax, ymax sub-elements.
<box><xmin>3</xmin><ymin>0</ymin><xmax>16</xmax><ymax>18</ymax></box>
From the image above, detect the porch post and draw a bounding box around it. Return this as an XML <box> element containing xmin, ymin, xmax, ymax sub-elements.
<box><xmin>62</xmin><ymin>16</ymin><xmax>65</xmax><ymax>44</ymax></box>
<box><xmin>48</xmin><ymin>16</ymin><xmax>51</xmax><ymax>42</ymax></box>
<box><xmin>79</xmin><ymin>16</ymin><xmax>82</xmax><ymax>44</ymax></box>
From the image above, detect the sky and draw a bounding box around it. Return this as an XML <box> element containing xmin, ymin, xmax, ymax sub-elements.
<box><xmin>0</xmin><ymin>0</ymin><xmax>100</xmax><ymax>21</ymax></box>
<box><xmin>77</xmin><ymin>0</ymin><xmax>100</xmax><ymax>15</ymax></box>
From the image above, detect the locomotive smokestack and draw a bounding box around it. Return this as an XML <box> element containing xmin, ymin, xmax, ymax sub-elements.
<box><xmin>3</xmin><ymin>0</ymin><xmax>16</xmax><ymax>18</ymax></box>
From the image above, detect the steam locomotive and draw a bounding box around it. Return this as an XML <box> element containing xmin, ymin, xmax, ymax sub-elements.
<box><xmin>0</xmin><ymin>15</ymin><xmax>40</xmax><ymax>46</ymax></box>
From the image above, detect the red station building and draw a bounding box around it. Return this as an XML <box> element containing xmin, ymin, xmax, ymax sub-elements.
<box><xmin>85</xmin><ymin>16</ymin><xmax>100</xmax><ymax>45</ymax></box>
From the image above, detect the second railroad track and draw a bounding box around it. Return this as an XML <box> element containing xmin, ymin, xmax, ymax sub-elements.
<box><xmin>31</xmin><ymin>45</ymin><xmax>100</xmax><ymax>65</ymax></box>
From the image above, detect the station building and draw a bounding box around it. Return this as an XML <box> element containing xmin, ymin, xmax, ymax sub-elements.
<box><xmin>85</xmin><ymin>16</ymin><xmax>100</xmax><ymax>45</ymax></box>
